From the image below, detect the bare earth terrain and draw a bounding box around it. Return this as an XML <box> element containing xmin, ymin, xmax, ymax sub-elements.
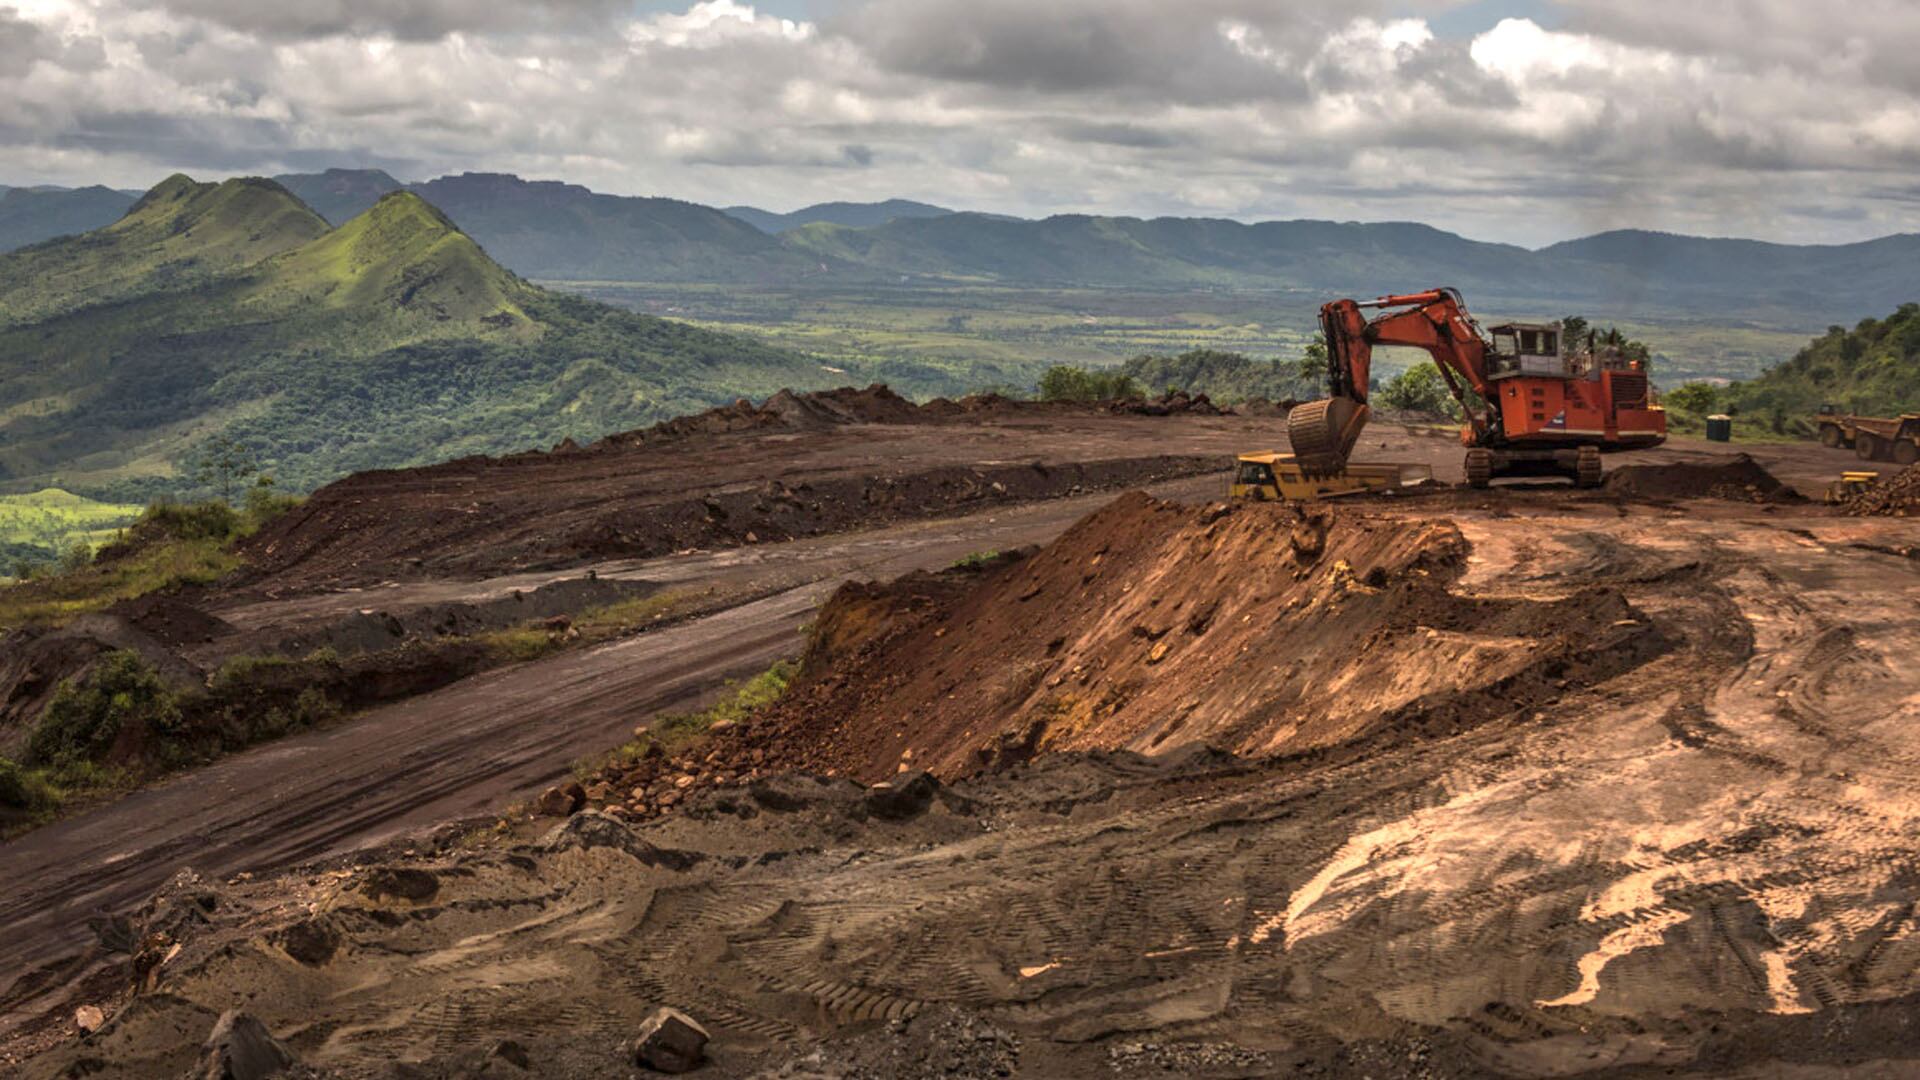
<box><xmin>2</xmin><ymin>394</ymin><xmax>1913</xmax><ymax>1077</ymax></box>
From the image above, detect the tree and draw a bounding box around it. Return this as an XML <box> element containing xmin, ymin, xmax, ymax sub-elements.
<box><xmin>1297</xmin><ymin>334</ymin><xmax>1328</xmax><ymax>384</ymax></box>
<box><xmin>191</xmin><ymin>434</ymin><xmax>257</xmax><ymax>504</ymax></box>
<box><xmin>1662</xmin><ymin>382</ymin><xmax>1722</xmax><ymax>416</ymax></box>
<box><xmin>1379</xmin><ymin>362</ymin><xmax>1461</xmax><ymax>418</ymax></box>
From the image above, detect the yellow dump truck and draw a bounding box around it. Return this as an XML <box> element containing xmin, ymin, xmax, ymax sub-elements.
<box><xmin>1813</xmin><ymin>409</ymin><xmax>1920</xmax><ymax>465</ymax></box>
<box><xmin>1231</xmin><ymin>452</ymin><xmax>1434</xmax><ymax>501</ymax></box>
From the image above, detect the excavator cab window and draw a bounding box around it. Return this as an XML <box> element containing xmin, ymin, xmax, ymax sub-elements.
<box><xmin>1492</xmin><ymin>329</ymin><xmax>1518</xmax><ymax>358</ymax></box>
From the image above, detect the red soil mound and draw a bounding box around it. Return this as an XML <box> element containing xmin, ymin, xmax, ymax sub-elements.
<box><xmin>745</xmin><ymin>492</ymin><xmax>1664</xmax><ymax>781</ymax></box>
<box><xmin>1602</xmin><ymin>453</ymin><xmax>1798</xmax><ymax>502</ymax></box>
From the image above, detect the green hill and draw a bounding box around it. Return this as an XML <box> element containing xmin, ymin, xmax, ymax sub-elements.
<box><xmin>0</xmin><ymin>177</ymin><xmax>836</xmax><ymax>498</ymax></box>
<box><xmin>1722</xmin><ymin>303</ymin><xmax>1920</xmax><ymax>427</ymax></box>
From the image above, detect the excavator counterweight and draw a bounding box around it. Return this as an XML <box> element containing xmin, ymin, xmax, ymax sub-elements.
<box><xmin>1287</xmin><ymin>287</ymin><xmax>1666</xmax><ymax>487</ymax></box>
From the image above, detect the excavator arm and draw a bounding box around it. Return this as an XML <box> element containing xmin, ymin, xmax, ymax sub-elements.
<box><xmin>1288</xmin><ymin>287</ymin><xmax>1497</xmax><ymax>476</ymax></box>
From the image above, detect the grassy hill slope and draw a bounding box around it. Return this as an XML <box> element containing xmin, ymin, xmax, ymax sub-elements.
<box><xmin>1723</xmin><ymin>303</ymin><xmax>1920</xmax><ymax>426</ymax></box>
<box><xmin>0</xmin><ymin>178</ymin><xmax>836</xmax><ymax>498</ymax></box>
<box><xmin>0</xmin><ymin>176</ymin><xmax>329</xmax><ymax>326</ymax></box>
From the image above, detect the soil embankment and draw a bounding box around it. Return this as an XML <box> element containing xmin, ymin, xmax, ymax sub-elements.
<box><xmin>741</xmin><ymin>493</ymin><xmax>1664</xmax><ymax>781</ymax></box>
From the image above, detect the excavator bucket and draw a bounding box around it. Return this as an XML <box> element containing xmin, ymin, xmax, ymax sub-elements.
<box><xmin>1287</xmin><ymin>396</ymin><xmax>1370</xmax><ymax>477</ymax></box>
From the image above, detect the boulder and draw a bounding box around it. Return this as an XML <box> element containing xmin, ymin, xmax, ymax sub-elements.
<box><xmin>631</xmin><ymin>1006</ymin><xmax>709</xmax><ymax>1073</ymax></box>
<box><xmin>201</xmin><ymin>1010</ymin><xmax>294</xmax><ymax>1080</ymax></box>
<box><xmin>535</xmin><ymin>784</ymin><xmax>582</xmax><ymax>817</ymax></box>
<box><xmin>73</xmin><ymin>1004</ymin><xmax>104</xmax><ymax>1034</ymax></box>
<box><xmin>865</xmin><ymin>770</ymin><xmax>941</xmax><ymax>821</ymax></box>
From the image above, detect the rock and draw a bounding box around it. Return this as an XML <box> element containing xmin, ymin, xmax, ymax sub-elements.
<box><xmin>361</xmin><ymin>866</ymin><xmax>439</xmax><ymax>903</ymax></box>
<box><xmin>632</xmin><ymin>724</ymin><xmax>651</xmax><ymax>740</ymax></box>
<box><xmin>201</xmin><ymin>1010</ymin><xmax>295</xmax><ymax>1080</ymax></box>
<box><xmin>539</xmin><ymin>810</ymin><xmax>702</xmax><ymax>870</ymax></box>
<box><xmin>535</xmin><ymin>785</ymin><xmax>580</xmax><ymax>817</ymax></box>
<box><xmin>489</xmin><ymin>1038</ymin><xmax>531</xmax><ymax>1070</ymax></box>
<box><xmin>674</xmin><ymin>774</ymin><xmax>696</xmax><ymax>790</ymax></box>
<box><xmin>708</xmin><ymin>718</ymin><xmax>737</xmax><ymax>734</ymax></box>
<box><xmin>272</xmin><ymin>915</ymin><xmax>340</xmax><ymax>965</ymax></box>
<box><xmin>865</xmin><ymin>770</ymin><xmax>941</xmax><ymax>821</ymax></box>
<box><xmin>74</xmin><ymin>1004</ymin><xmax>104</xmax><ymax>1033</ymax></box>
<box><xmin>631</xmin><ymin>1006</ymin><xmax>709</xmax><ymax>1073</ymax></box>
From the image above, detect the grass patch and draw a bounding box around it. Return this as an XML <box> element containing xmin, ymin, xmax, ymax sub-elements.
<box><xmin>478</xmin><ymin>588</ymin><xmax>690</xmax><ymax>664</ymax></box>
<box><xmin>950</xmin><ymin>549</ymin><xmax>1000</xmax><ymax>570</ymax></box>
<box><xmin>0</xmin><ymin>495</ymin><xmax>299</xmax><ymax>628</ymax></box>
<box><xmin>574</xmin><ymin>659</ymin><xmax>797</xmax><ymax>781</ymax></box>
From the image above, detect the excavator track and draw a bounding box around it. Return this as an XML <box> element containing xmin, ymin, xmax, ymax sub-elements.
<box><xmin>1576</xmin><ymin>446</ymin><xmax>1603</xmax><ymax>488</ymax></box>
<box><xmin>1465</xmin><ymin>448</ymin><xmax>1493</xmax><ymax>489</ymax></box>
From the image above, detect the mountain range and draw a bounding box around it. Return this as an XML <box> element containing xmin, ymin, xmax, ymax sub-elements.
<box><xmin>722</xmin><ymin>198</ymin><xmax>953</xmax><ymax>234</ymax></box>
<box><xmin>4</xmin><ymin>167</ymin><xmax>1916</xmax><ymax>324</ymax></box>
<box><xmin>0</xmin><ymin>186</ymin><xmax>138</xmax><ymax>253</ymax></box>
<box><xmin>0</xmin><ymin>175</ymin><xmax>833</xmax><ymax>498</ymax></box>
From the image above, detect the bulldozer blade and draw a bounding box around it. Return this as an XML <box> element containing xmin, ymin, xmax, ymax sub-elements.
<box><xmin>1287</xmin><ymin>397</ymin><xmax>1370</xmax><ymax>477</ymax></box>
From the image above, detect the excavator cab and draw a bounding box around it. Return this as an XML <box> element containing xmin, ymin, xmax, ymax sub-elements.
<box><xmin>1487</xmin><ymin>323</ymin><xmax>1566</xmax><ymax>379</ymax></box>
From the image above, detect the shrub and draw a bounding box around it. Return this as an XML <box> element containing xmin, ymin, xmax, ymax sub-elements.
<box><xmin>0</xmin><ymin>757</ymin><xmax>36</xmax><ymax>808</ymax></box>
<box><xmin>1037</xmin><ymin>365</ymin><xmax>1144</xmax><ymax>403</ymax></box>
<box><xmin>30</xmin><ymin>651</ymin><xmax>183</xmax><ymax>765</ymax></box>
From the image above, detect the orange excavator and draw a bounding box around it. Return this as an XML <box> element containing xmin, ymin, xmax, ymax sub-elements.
<box><xmin>1287</xmin><ymin>287</ymin><xmax>1667</xmax><ymax>487</ymax></box>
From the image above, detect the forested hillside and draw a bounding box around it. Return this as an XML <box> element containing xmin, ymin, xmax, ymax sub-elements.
<box><xmin>1720</xmin><ymin>303</ymin><xmax>1920</xmax><ymax>426</ymax></box>
<box><xmin>0</xmin><ymin>176</ymin><xmax>835</xmax><ymax>499</ymax></box>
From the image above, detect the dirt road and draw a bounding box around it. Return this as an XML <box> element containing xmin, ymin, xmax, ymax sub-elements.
<box><xmin>0</xmin><ymin>474</ymin><xmax>1224</xmax><ymax>1016</ymax></box>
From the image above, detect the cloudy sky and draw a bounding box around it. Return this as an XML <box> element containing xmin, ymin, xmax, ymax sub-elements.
<box><xmin>3</xmin><ymin>0</ymin><xmax>1918</xmax><ymax>246</ymax></box>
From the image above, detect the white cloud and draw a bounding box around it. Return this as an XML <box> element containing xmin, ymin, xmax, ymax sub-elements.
<box><xmin>0</xmin><ymin>0</ymin><xmax>1917</xmax><ymax>246</ymax></box>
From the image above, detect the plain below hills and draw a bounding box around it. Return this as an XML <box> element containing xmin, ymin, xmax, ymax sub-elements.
<box><xmin>0</xmin><ymin>175</ymin><xmax>839</xmax><ymax>499</ymax></box>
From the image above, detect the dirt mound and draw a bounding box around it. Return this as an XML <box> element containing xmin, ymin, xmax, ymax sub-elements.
<box><xmin>1233</xmin><ymin>396</ymin><xmax>1298</xmax><ymax>417</ymax></box>
<box><xmin>605</xmin><ymin>384</ymin><xmax>925</xmax><ymax>448</ymax></box>
<box><xmin>1111</xmin><ymin>390</ymin><xmax>1223</xmax><ymax>417</ymax></box>
<box><xmin>240</xmin><ymin>455</ymin><xmax>1218</xmax><ymax>588</ymax></box>
<box><xmin>108</xmin><ymin>595</ymin><xmax>233</xmax><ymax>649</ymax></box>
<box><xmin>1602</xmin><ymin>453</ymin><xmax>1798</xmax><ymax>502</ymax></box>
<box><xmin>742</xmin><ymin>492</ymin><xmax>1664</xmax><ymax>781</ymax></box>
<box><xmin>1843</xmin><ymin>462</ymin><xmax>1920</xmax><ymax>516</ymax></box>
